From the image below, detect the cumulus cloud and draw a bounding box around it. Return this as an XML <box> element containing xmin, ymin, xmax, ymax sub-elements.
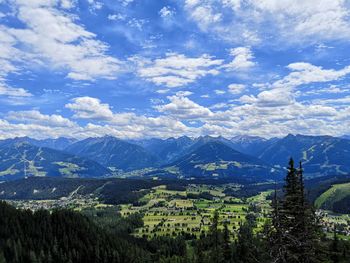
<box><xmin>228</xmin><ymin>83</ymin><xmax>246</xmax><ymax>94</ymax></box>
<box><xmin>221</xmin><ymin>47</ymin><xmax>255</xmax><ymax>71</ymax></box>
<box><xmin>273</xmin><ymin>63</ymin><xmax>350</xmax><ymax>90</ymax></box>
<box><xmin>7</xmin><ymin>110</ymin><xmax>76</xmax><ymax>127</ymax></box>
<box><xmin>190</xmin><ymin>5</ymin><xmax>221</xmax><ymax>29</ymax></box>
<box><xmin>0</xmin><ymin>84</ymin><xmax>32</xmax><ymax>97</ymax></box>
<box><xmin>2</xmin><ymin>87</ymin><xmax>350</xmax><ymax>139</ymax></box>
<box><xmin>244</xmin><ymin>62</ymin><xmax>350</xmax><ymax>109</ymax></box>
<box><xmin>65</xmin><ymin>97</ymin><xmax>114</xmax><ymax>120</ymax></box>
<box><xmin>64</xmin><ymin>96</ymin><xmax>192</xmax><ymax>138</ymax></box>
<box><xmin>136</xmin><ymin>53</ymin><xmax>223</xmax><ymax>87</ymax></box>
<box><xmin>183</xmin><ymin>0</ymin><xmax>350</xmax><ymax>46</ymax></box>
<box><xmin>1</xmin><ymin>0</ymin><xmax>121</xmax><ymax>82</ymax></box>
<box><xmin>155</xmin><ymin>94</ymin><xmax>213</xmax><ymax>119</ymax></box>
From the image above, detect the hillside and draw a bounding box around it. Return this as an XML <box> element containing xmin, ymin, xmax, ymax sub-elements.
<box><xmin>133</xmin><ymin>136</ymin><xmax>194</xmax><ymax>164</ymax></box>
<box><xmin>0</xmin><ymin>142</ymin><xmax>109</xmax><ymax>180</ymax></box>
<box><xmin>230</xmin><ymin>135</ymin><xmax>277</xmax><ymax>156</ymax></box>
<box><xmin>65</xmin><ymin>136</ymin><xmax>158</xmax><ymax>171</ymax></box>
<box><xmin>0</xmin><ymin>177</ymin><xmax>160</xmax><ymax>204</ymax></box>
<box><xmin>259</xmin><ymin>134</ymin><xmax>350</xmax><ymax>176</ymax></box>
<box><xmin>168</xmin><ymin>141</ymin><xmax>281</xmax><ymax>180</ymax></box>
<box><xmin>315</xmin><ymin>182</ymin><xmax>350</xmax><ymax>213</ymax></box>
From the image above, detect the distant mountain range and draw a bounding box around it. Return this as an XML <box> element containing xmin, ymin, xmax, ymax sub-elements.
<box><xmin>65</xmin><ymin>136</ymin><xmax>158</xmax><ymax>171</ymax></box>
<box><xmin>230</xmin><ymin>135</ymin><xmax>277</xmax><ymax>156</ymax></box>
<box><xmin>258</xmin><ymin>134</ymin><xmax>350</xmax><ymax>176</ymax></box>
<box><xmin>166</xmin><ymin>141</ymin><xmax>279</xmax><ymax>180</ymax></box>
<box><xmin>0</xmin><ymin>140</ymin><xmax>109</xmax><ymax>180</ymax></box>
<box><xmin>0</xmin><ymin>134</ymin><xmax>350</xmax><ymax>181</ymax></box>
<box><xmin>0</xmin><ymin>137</ymin><xmax>77</xmax><ymax>151</ymax></box>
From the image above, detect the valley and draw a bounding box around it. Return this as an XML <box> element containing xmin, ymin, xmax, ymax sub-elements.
<box><xmin>4</xmin><ymin>180</ymin><xmax>350</xmax><ymax>241</ymax></box>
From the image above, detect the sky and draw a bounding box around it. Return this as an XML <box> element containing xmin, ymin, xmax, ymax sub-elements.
<box><xmin>1</xmin><ymin>0</ymin><xmax>350</xmax><ymax>139</ymax></box>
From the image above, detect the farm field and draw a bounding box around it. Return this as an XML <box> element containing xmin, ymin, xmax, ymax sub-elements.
<box><xmin>119</xmin><ymin>184</ymin><xmax>272</xmax><ymax>239</ymax></box>
<box><xmin>4</xmin><ymin>182</ymin><xmax>350</xmax><ymax>240</ymax></box>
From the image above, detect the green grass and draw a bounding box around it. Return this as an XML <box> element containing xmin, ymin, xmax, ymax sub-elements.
<box><xmin>117</xmin><ymin>184</ymin><xmax>272</xmax><ymax>239</ymax></box>
<box><xmin>315</xmin><ymin>182</ymin><xmax>350</xmax><ymax>209</ymax></box>
<box><xmin>117</xmin><ymin>184</ymin><xmax>349</xmax><ymax>240</ymax></box>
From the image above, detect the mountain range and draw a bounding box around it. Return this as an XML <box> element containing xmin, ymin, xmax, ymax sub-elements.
<box><xmin>0</xmin><ymin>134</ymin><xmax>350</xmax><ymax>181</ymax></box>
<box><xmin>65</xmin><ymin>136</ymin><xmax>158</xmax><ymax>171</ymax></box>
<box><xmin>0</xmin><ymin>141</ymin><xmax>109</xmax><ymax>180</ymax></box>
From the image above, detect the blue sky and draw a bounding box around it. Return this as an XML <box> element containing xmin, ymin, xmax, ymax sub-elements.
<box><xmin>1</xmin><ymin>0</ymin><xmax>350</xmax><ymax>139</ymax></box>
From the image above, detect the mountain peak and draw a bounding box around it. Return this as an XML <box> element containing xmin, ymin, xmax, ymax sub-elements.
<box><xmin>170</xmin><ymin>140</ymin><xmax>279</xmax><ymax>180</ymax></box>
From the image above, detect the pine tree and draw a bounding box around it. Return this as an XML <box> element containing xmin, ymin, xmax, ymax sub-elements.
<box><xmin>222</xmin><ymin>221</ymin><xmax>231</xmax><ymax>262</ymax></box>
<box><xmin>208</xmin><ymin>210</ymin><xmax>223</xmax><ymax>263</ymax></box>
<box><xmin>269</xmin><ymin>184</ymin><xmax>286</xmax><ymax>262</ymax></box>
<box><xmin>0</xmin><ymin>250</ymin><xmax>6</xmax><ymax>263</ymax></box>
<box><xmin>235</xmin><ymin>220</ymin><xmax>259</xmax><ymax>263</ymax></box>
<box><xmin>330</xmin><ymin>225</ymin><xmax>340</xmax><ymax>263</ymax></box>
<box><xmin>270</xmin><ymin>158</ymin><xmax>321</xmax><ymax>263</ymax></box>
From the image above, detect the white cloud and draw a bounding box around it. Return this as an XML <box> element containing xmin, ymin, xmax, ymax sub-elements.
<box><xmin>0</xmin><ymin>119</ymin><xmax>75</xmax><ymax>139</ymax></box>
<box><xmin>221</xmin><ymin>47</ymin><xmax>256</xmax><ymax>71</ymax></box>
<box><xmin>241</xmin><ymin>62</ymin><xmax>350</xmax><ymax>110</ymax></box>
<box><xmin>175</xmin><ymin>90</ymin><xmax>193</xmax><ymax>97</ymax></box>
<box><xmin>2</xmin><ymin>88</ymin><xmax>350</xmax><ymax>139</ymax></box>
<box><xmin>87</xmin><ymin>0</ymin><xmax>103</xmax><ymax>11</ymax></box>
<box><xmin>136</xmin><ymin>53</ymin><xmax>223</xmax><ymax>87</ymax></box>
<box><xmin>251</xmin><ymin>0</ymin><xmax>350</xmax><ymax>42</ymax></box>
<box><xmin>65</xmin><ymin>97</ymin><xmax>114</xmax><ymax>120</ymax></box>
<box><xmin>210</xmin><ymin>102</ymin><xmax>229</xmax><ymax>109</ymax></box>
<box><xmin>214</xmin><ymin>89</ymin><xmax>225</xmax><ymax>95</ymax></box>
<box><xmin>63</xmin><ymin>96</ymin><xmax>192</xmax><ymax>138</ymax></box>
<box><xmin>238</xmin><ymin>90</ymin><xmax>283</xmax><ymax>108</ymax></box>
<box><xmin>107</xmin><ymin>13</ymin><xmax>126</xmax><ymax>21</ymax></box>
<box><xmin>7</xmin><ymin>110</ymin><xmax>76</xmax><ymax>127</ymax></box>
<box><xmin>0</xmin><ymin>84</ymin><xmax>32</xmax><ymax>97</ymax></box>
<box><xmin>185</xmin><ymin>1</ymin><xmax>221</xmax><ymax>30</ymax></box>
<box><xmin>60</xmin><ymin>0</ymin><xmax>75</xmax><ymax>9</ymax></box>
<box><xmin>0</xmin><ymin>28</ymin><xmax>32</xmax><ymax>97</ymax></box>
<box><xmin>0</xmin><ymin>108</ymin><xmax>192</xmax><ymax>140</ymax></box>
<box><xmin>183</xmin><ymin>0</ymin><xmax>350</xmax><ymax>46</ymax></box>
<box><xmin>120</xmin><ymin>0</ymin><xmax>134</xmax><ymax>6</ymax></box>
<box><xmin>273</xmin><ymin>63</ymin><xmax>350</xmax><ymax>90</ymax></box>
<box><xmin>228</xmin><ymin>83</ymin><xmax>246</xmax><ymax>94</ymax></box>
<box><xmin>155</xmin><ymin>94</ymin><xmax>213</xmax><ymax>119</ymax></box>
<box><xmin>1</xmin><ymin>0</ymin><xmax>121</xmax><ymax>82</ymax></box>
<box><xmin>159</xmin><ymin>6</ymin><xmax>175</xmax><ymax>18</ymax></box>
<box><xmin>156</xmin><ymin>89</ymin><xmax>170</xmax><ymax>94</ymax></box>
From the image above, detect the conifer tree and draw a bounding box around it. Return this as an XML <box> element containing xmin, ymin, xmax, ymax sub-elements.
<box><xmin>208</xmin><ymin>210</ymin><xmax>223</xmax><ymax>263</ymax></box>
<box><xmin>330</xmin><ymin>225</ymin><xmax>340</xmax><ymax>263</ymax></box>
<box><xmin>236</xmin><ymin>217</ymin><xmax>259</xmax><ymax>263</ymax></box>
<box><xmin>222</xmin><ymin>221</ymin><xmax>231</xmax><ymax>262</ymax></box>
<box><xmin>270</xmin><ymin>158</ymin><xmax>321</xmax><ymax>263</ymax></box>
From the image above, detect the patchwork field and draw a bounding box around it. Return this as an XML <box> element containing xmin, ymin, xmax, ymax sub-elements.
<box><xmin>4</xmin><ymin>182</ymin><xmax>350</xmax><ymax>240</ymax></box>
<box><xmin>119</xmin><ymin>184</ymin><xmax>270</xmax><ymax>239</ymax></box>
